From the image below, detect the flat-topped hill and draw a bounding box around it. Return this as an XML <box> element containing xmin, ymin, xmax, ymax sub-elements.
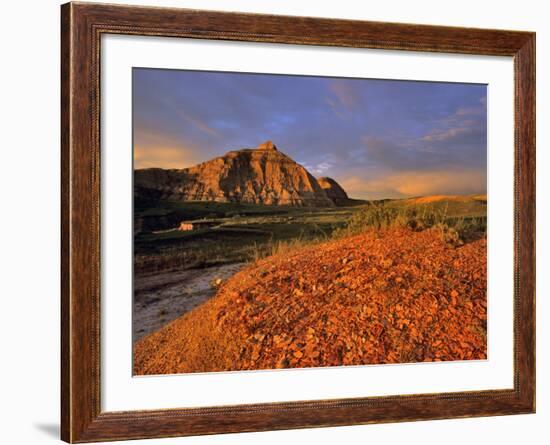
<box><xmin>135</xmin><ymin>141</ymin><xmax>348</xmax><ymax>207</ymax></box>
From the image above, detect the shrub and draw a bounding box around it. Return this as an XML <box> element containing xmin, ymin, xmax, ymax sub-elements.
<box><xmin>433</xmin><ymin>223</ymin><xmax>463</xmax><ymax>246</ymax></box>
<box><xmin>249</xmin><ymin>236</ymin><xmax>317</xmax><ymax>262</ymax></box>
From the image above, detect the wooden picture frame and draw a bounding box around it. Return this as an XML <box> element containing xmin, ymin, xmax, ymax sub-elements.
<box><xmin>61</xmin><ymin>2</ymin><xmax>535</xmax><ymax>442</ymax></box>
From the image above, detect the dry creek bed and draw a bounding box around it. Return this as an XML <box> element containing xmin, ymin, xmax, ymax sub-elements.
<box><xmin>133</xmin><ymin>263</ymin><xmax>245</xmax><ymax>342</ymax></box>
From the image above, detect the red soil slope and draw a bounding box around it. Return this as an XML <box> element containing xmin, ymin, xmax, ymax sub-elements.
<box><xmin>134</xmin><ymin>228</ymin><xmax>487</xmax><ymax>375</ymax></box>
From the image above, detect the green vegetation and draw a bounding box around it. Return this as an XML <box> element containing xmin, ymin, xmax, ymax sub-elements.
<box><xmin>134</xmin><ymin>196</ymin><xmax>487</xmax><ymax>274</ymax></box>
<box><xmin>334</xmin><ymin>198</ymin><xmax>486</xmax><ymax>245</ymax></box>
<box><xmin>134</xmin><ymin>200</ymin><xmax>354</xmax><ymax>273</ymax></box>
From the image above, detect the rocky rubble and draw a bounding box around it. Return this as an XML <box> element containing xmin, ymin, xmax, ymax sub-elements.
<box><xmin>134</xmin><ymin>228</ymin><xmax>487</xmax><ymax>375</ymax></box>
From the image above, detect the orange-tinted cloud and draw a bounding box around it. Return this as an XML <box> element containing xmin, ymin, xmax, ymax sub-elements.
<box><xmin>134</xmin><ymin>130</ymin><xmax>203</xmax><ymax>169</ymax></box>
<box><xmin>134</xmin><ymin>145</ymin><xmax>202</xmax><ymax>169</ymax></box>
<box><xmin>340</xmin><ymin>169</ymin><xmax>486</xmax><ymax>200</ymax></box>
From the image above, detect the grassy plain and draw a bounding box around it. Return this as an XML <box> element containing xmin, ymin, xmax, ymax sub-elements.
<box><xmin>135</xmin><ymin>199</ymin><xmax>356</xmax><ymax>273</ymax></box>
<box><xmin>134</xmin><ymin>195</ymin><xmax>486</xmax><ymax>274</ymax></box>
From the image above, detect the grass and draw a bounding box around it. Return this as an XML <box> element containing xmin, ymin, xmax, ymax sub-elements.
<box><xmin>134</xmin><ymin>201</ymin><xmax>354</xmax><ymax>273</ymax></box>
<box><xmin>334</xmin><ymin>200</ymin><xmax>486</xmax><ymax>244</ymax></box>
<box><xmin>134</xmin><ymin>196</ymin><xmax>487</xmax><ymax>274</ymax></box>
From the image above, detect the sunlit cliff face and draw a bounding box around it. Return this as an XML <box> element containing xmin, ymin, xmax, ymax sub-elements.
<box><xmin>133</xmin><ymin>68</ymin><xmax>487</xmax><ymax>200</ymax></box>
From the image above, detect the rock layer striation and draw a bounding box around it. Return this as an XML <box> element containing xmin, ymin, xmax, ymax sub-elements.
<box><xmin>135</xmin><ymin>141</ymin><xmax>347</xmax><ymax>207</ymax></box>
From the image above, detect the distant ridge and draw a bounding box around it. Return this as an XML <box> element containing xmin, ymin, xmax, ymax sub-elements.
<box><xmin>135</xmin><ymin>141</ymin><xmax>349</xmax><ymax>207</ymax></box>
<box><xmin>403</xmin><ymin>194</ymin><xmax>487</xmax><ymax>205</ymax></box>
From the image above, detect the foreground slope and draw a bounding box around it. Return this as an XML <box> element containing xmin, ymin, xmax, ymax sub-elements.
<box><xmin>134</xmin><ymin>228</ymin><xmax>487</xmax><ymax>375</ymax></box>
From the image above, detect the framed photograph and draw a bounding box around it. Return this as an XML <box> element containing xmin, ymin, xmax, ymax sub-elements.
<box><xmin>61</xmin><ymin>2</ymin><xmax>535</xmax><ymax>442</ymax></box>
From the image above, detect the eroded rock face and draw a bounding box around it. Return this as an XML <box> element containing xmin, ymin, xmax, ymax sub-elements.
<box><xmin>135</xmin><ymin>141</ymin><xmax>337</xmax><ymax>207</ymax></box>
<box><xmin>317</xmin><ymin>177</ymin><xmax>349</xmax><ymax>205</ymax></box>
<box><xmin>257</xmin><ymin>140</ymin><xmax>278</xmax><ymax>151</ymax></box>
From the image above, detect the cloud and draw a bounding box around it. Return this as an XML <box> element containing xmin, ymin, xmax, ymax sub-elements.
<box><xmin>422</xmin><ymin>126</ymin><xmax>477</xmax><ymax>143</ymax></box>
<box><xmin>133</xmin><ymin>68</ymin><xmax>487</xmax><ymax>199</ymax></box>
<box><xmin>301</xmin><ymin>161</ymin><xmax>333</xmax><ymax>175</ymax></box>
<box><xmin>362</xmin><ymin>136</ymin><xmax>412</xmax><ymax>170</ymax></box>
<box><xmin>325</xmin><ymin>98</ymin><xmax>348</xmax><ymax>119</ymax></box>
<box><xmin>328</xmin><ymin>80</ymin><xmax>359</xmax><ymax>110</ymax></box>
<box><xmin>437</xmin><ymin>100</ymin><xmax>486</xmax><ymax>127</ymax></box>
<box><xmin>389</xmin><ymin>170</ymin><xmax>486</xmax><ymax>196</ymax></box>
<box><xmin>133</xmin><ymin>130</ymin><xmax>203</xmax><ymax>169</ymax></box>
<box><xmin>171</xmin><ymin>106</ymin><xmax>220</xmax><ymax>137</ymax></box>
<box><xmin>339</xmin><ymin>169</ymin><xmax>486</xmax><ymax>200</ymax></box>
<box><xmin>360</xmin><ymin>99</ymin><xmax>486</xmax><ymax>175</ymax></box>
<box><xmin>134</xmin><ymin>146</ymin><xmax>195</xmax><ymax>169</ymax></box>
<box><xmin>455</xmin><ymin>105</ymin><xmax>485</xmax><ymax>117</ymax></box>
<box><xmin>421</xmin><ymin>108</ymin><xmax>486</xmax><ymax>168</ymax></box>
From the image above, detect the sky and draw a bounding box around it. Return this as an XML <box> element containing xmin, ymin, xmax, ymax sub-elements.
<box><xmin>133</xmin><ymin>68</ymin><xmax>487</xmax><ymax>200</ymax></box>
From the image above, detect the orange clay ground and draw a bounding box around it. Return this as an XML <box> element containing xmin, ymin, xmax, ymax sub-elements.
<box><xmin>134</xmin><ymin>228</ymin><xmax>487</xmax><ymax>375</ymax></box>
